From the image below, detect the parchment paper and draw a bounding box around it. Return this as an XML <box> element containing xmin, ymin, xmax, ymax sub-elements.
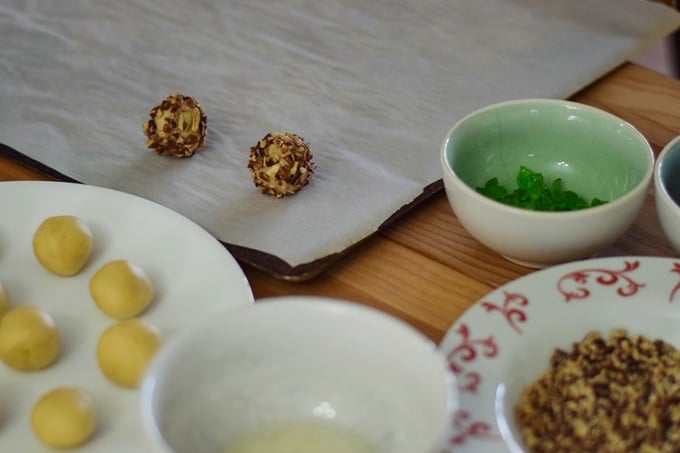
<box><xmin>1</xmin><ymin>0</ymin><xmax>679</xmax><ymax>278</ymax></box>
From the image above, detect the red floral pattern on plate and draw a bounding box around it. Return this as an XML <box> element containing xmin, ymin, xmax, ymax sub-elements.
<box><xmin>481</xmin><ymin>291</ymin><xmax>528</xmax><ymax>334</ymax></box>
<box><xmin>449</xmin><ymin>410</ymin><xmax>500</xmax><ymax>446</ymax></box>
<box><xmin>445</xmin><ymin>324</ymin><xmax>498</xmax><ymax>393</ymax></box>
<box><xmin>557</xmin><ymin>259</ymin><xmax>644</xmax><ymax>301</ymax></box>
<box><xmin>670</xmin><ymin>262</ymin><xmax>680</xmax><ymax>302</ymax></box>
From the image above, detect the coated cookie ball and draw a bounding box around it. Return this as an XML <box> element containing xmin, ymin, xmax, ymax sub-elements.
<box><xmin>90</xmin><ymin>260</ymin><xmax>154</xmax><ymax>320</ymax></box>
<box><xmin>96</xmin><ymin>319</ymin><xmax>162</xmax><ymax>388</ymax></box>
<box><xmin>143</xmin><ymin>93</ymin><xmax>207</xmax><ymax>157</ymax></box>
<box><xmin>31</xmin><ymin>387</ymin><xmax>96</xmax><ymax>449</ymax></box>
<box><xmin>32</xmin><ymin>215</ymin><xmax>93</xmax><ymax>276</ymax></box>
<box><xmin>248</xmin><ymin>131</ymin><xmax>316</xmax><ymax>198</ymax></box>
<box><xmin>0</xmin><ymin>306</ymin><xmax>60</xmax><ymax>371</ymax></box>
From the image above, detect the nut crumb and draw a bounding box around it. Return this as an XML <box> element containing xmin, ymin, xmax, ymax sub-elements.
<box><xmin>515</xmin><ymin>330</ymin><xmax>680</xmax><ymax>452</ymax></box>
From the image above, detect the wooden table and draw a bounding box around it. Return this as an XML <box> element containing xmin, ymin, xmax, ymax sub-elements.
<box><xmin>2</xmin><ymin>62</ymin><xmax>679</xmax><ymax>345</ymax></box>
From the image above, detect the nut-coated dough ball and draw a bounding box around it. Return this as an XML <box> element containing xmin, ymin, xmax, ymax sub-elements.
<box><xmin>31</xmin><ymin>387</ymin><xmax>96</xmax><ymax>449</ymax></box>
<box><xmin>0</xmin><ymin>306</ymin><xmax>60</xmax><ymax>371</ymax></box>
<box><xmin>90</xmin><ymin>260</ymin><xmax>154</xmax><ymax>320</ymax></box>
<box><xmin>32</xmin><ymin>215</ymin><xmax>93</xmax><ymax>276</ymax></box>
<box><xmin>143</xmin><ymin>93</ymin><xmax>207</xmax><ymax>158</ymax></box>
<box><xmin>248</xmin><ymin>131</ymin><xmax>316</xmax><ymax>198</ymax></box>
<box><xmin>96</xmin><ymin>319</ymin><xmax>162</xmax><ymax>388</ymax></box>
<box><xmin>0</xmin><ymin>282</ymin><xmax>9</xmax><ymax>319</ymax></box>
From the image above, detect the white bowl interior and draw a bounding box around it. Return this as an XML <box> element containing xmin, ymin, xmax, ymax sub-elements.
<box><xmin>140</xmin><ymin>297</ymin><xmax>456</xmax><ymax>453</ymax></box>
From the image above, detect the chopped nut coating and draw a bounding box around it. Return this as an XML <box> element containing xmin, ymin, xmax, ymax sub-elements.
<box><xmin>143</xmin><ymin>93</ymin><xmax>207</xmax><ymax>158</ymax></box>
<box><xmin>515</xmin><ymin>330</ymin><xmax>680</xmax><ymax>452</ymax></box>
<box><xmin>248</xmin><ymin>131</ymin><xmax>316</xmax><ymax>198</ymax></box>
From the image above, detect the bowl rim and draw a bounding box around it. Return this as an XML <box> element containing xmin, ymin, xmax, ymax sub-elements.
<box><xmin>138</xmin><ymin>295</ymin><xmax>458</xmax><ymax>453</ymax></box>
<box><xmin>439</xmin><ymin>98</ymin><xmax>655</xmax><ymax>219</ymax></box>
<box><xmin>654</xmin><ymin>134</ymin><xmax>680</xmax><ymax>203</ymax></box>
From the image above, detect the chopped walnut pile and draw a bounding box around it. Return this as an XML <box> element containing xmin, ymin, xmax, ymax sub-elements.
<box><xmin>143</xmin><ymin>93</ymin><xmax>207</xmax><ymax>158</ymax></box>
<box><xmin>515</xmin><ymin>330</ymin><xmax>680</xmax><ymax>453</ymax></box>
<box><xmin>248</xmin><ymin>131</ymin><xmax>315</xmax><ymax>198</ymax></box>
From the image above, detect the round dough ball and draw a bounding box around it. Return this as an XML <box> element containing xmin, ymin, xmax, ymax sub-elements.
<box><xmin>33</xmin><ymin>215</ymin><xmax>93</xmax><ymax>276</ymax></box>
<box><xmin>96</xmin><ymin>319</ymin><xmax>162</xmax><ymax>388</ymax></box>
<box><xmin>0</xmin><ymin>306</ymin><xmax>60</xmax><ymax>371</ymax></box>
<box><xmin>90</xmin><ymin>260</ymin><xmax>154</xmax><ymax>320</ymax></box>
<box><xmin>31</xmin><ymin>387</ymin><xmax>96</xmax><ymax>449</ymax></box>
<box><xmin>0</xmin><ymin>282</ymin><xmax>9</xmax><ymax>319</ymax></box>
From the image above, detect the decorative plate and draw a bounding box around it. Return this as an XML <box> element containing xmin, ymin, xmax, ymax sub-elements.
<box><xmin>0</xmin><ymin>181</ymin><xmax>254</xmax><ymax>452</ymax></box>
<box><xmin>439</xmin><ymin>256</ymin><xmax>680</xmax><ymax>452</ymax></box>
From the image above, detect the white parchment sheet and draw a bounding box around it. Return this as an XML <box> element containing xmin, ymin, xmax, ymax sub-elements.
<box><xmin>1</xmin><ymin>0</ymin><xmax>679</xmax><ymax>270</ymax></box>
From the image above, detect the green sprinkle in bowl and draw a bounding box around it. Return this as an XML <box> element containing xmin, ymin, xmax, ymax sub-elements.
<box><xmin>440</xmin><ymin>99</ymin><xmax>654</xmax><ymax>268</ymax></box>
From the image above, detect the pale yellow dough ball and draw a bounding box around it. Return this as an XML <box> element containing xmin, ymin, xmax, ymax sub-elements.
<box><xmin>31</xmin><ymin>387</ymin><xmax>96</xmax><ymax>449</ymax></box>
<box><xmin>33</xmin><ymin>215</ymin><xmax>93</xmax><ymax>276</ymax></box>
<box><xmin>0</xmin><ymin>282</ymin><xmax>9</xmax><ymax>319</ymax></box>
<box><xmin>96</xmin><ymin>319</ymin><xmax>162</xmax><ymax>388</ymax></box>
<box><xmin>0</xmin><ymin>306</ymin><xmax>60</xmax><ymax>371</ymax></box>
<box><xmin>90</xmin><ymin>260</ymin><xmax>154</xmax><ymax>320</ymax></box>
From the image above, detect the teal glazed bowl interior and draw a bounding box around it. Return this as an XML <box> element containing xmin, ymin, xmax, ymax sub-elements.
<box><xmin>449</xmin><ymin>101</ymin><xmax>647</xmax><ymax>201</ymax></box>
<box><xmin>441</xmin><ymin>98</ymin><xmax>654</xmax><ymax>268</ymax></box>
<box><xmin>654</xmin><ymin>135</ymin><xmax>680</xmax><ymax>255</ymax></box>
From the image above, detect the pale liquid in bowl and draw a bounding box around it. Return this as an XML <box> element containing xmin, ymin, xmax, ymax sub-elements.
<box><xmin>222</xmin><ymin>419</ymin><xmax>381</xmax><ymax>453</ymax></box>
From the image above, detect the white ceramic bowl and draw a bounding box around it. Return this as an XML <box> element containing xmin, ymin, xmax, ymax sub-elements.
<box><xmin>655</xmin><ymin>135</ymin><xmax>680</xmax><ymax>255</ymax></box>
<box><xmin>440</xmin><ymin>99</ymin><xmax>654</xmax><ymax>268</ymax></box>
<box><xmin>139</xmin><ymin>296</ymin><xmax>457</xmax><ymax>453</ymax></box>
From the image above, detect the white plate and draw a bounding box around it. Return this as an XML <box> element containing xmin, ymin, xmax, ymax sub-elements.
<box><xmin>439</xmin><ymin>256</ymin><xmax>680</xmax><ymax>452</ymax></box>
<box><xmin>0</xmin><ymin>181</ymin><xmax>254</xmax><ymax>452</ymax></box>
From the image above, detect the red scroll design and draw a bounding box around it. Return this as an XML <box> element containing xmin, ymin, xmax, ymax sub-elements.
<box><xmin>557</xmin><ymin>260</ymin><xmax>644</xmax><ymax>302</ymax></box>
<box><xmin>670</xmin><ymin>262</ymin><xmax>680</xmax><ymax>303</ymax></box>
<box><xmin>481</xmin><ymin>291</ymin><xmax>529</xmax><ymax>334</ymax></box>
<box><xmin>445</xmin><ymin>323</ymin><xmax>498</xmax><ymax>393</ymax></box>
<box><xmin>449</xmin><ymin>409</ymin><xmax>500</xmax><ymax>446</ymax></box>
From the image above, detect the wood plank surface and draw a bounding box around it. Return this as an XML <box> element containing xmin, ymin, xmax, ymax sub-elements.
<box><xmin>2</xmin><ymin>62</ymin><xmax>680</xmax><ymax>344</ymax></box>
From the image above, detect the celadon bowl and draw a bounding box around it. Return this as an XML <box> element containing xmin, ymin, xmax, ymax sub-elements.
<box><xmin>655</xmin><ymin>135</ymin><xmax>680</xmax><ymax>255</ymax></box>
<box><xmin>440</xmin><ymin>99</ymin><xmax>654</xmax><ymax>268</ymax></box>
